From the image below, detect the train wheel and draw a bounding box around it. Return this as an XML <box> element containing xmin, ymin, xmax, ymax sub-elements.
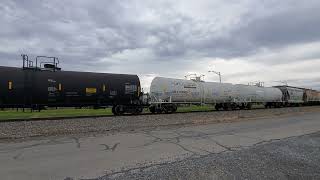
<box><xmin>215</xmin><ymin>104</ymin><xmax>221</xmax><ymax>111</ymax></box>
<box><xmin>133</xmin><ymin>107</ymin><xmax>143</xmax><ymax>115</ymax></box>
<box><xmin>149</xmin><ymin>106</ymin><xmax>156</xmax><ymax>114</ymax></box>
<box><xmin>223</xmin><ymin>104</ymin><xmax>232</xmax><ymax>111</ymax></box>
<box><xmin>246</xmin><ymin>103</ymin><xmax>252</xmax><ymax>110</ymax></box>
<box><xmin>114</xmin><ymin>105</ymin><xmax>124</xmax><ymax>116</ymax></box>
<box><xmin>172</xmin><ymin>105</ymin><xmax>177</xmax><ymax>113</ymax></box>
<box><xmin>112</xmin><ymin>106</ymin><xmax>116</xmax><ymax>115</ymax></box>
<box><xmin>171</xmin><ymin>104</ymin><xmax>178</xmax><ymax>113</ymax></box>
<box><xmin>164</xmin><ymin>106</ymin><xmax>171</xmax><ymax>114</ymax></box>
<box><xmin>231</xmin><ymin>104</ymin><xmax>238</xmax><ymax>110</ymax></box>
<box><xmin>265</xmin><ymin>104</ymin><xmax>270</xmax><ymax>109</ymax></box>
<box><xmin>156</xmin><ymin>107</ymin><xmax>163</xmax><ymax>114</ymax></box>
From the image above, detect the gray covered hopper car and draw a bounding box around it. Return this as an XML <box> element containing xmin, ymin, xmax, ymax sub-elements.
<box><xmin>274</xmin><ymin>86</ymin><xmax>304</xmax><ymax>105</ymax></box>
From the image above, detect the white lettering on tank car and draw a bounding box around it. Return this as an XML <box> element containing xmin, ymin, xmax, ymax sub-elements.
<box><xmin>48</xmin><ymin>79</ymin><xmax>56</xmax><ymax>83</ymax></box>
<box><xmin>48</xmin><ymin>87</ymin><xmax>57</xmax><ymax>92</ymax></box>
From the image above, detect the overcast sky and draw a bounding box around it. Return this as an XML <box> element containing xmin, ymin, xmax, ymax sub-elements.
<box><xmin>1</xmin><ymin>0</ymin><xmax>320</xmax><ymax>91</ymax></box>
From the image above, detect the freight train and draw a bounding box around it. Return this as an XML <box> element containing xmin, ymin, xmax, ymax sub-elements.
<box><xmin>149</xmin><ymin>77</ymin><xmax>320</xmax><ymax>113</ymax></box>
<box><xmin>0</xmin><ymin>55</ymin><xmax>319</xmax><ymax>115</ymax></box>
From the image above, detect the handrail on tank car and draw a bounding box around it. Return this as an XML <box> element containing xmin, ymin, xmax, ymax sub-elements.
<box><xmin>39</xmin><ymin>61</ymin><xmax>60</xmax><ymax>69</ymax></box>
<box><xmin>36</xmin><ymin>56</ymin><xmax>60</xmax><ymax>71</ymax></box>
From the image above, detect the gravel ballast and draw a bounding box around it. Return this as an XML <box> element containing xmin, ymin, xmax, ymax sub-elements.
<box><xmin>1</xmin><ymin>106</ymin><xmax>320</xmax><ymax>139</ymax></box>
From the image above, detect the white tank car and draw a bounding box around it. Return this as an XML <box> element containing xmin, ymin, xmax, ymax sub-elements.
<box><xmin>233</xmin><ymin>84</ymin><xmax>283</xmax><ymax>103</ymax></box>
<box><xmin>150</xmin><ymin>77</ymin><xmax>231</xmax><ymax>103</ymax></box>
<box><xmin>149</xmin><ymin>77</ymin><xmax>283</xmax><ymax>110</ymax></box>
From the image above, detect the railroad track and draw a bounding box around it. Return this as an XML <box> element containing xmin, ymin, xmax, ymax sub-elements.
<box><xmin>1</xmin><ymin>106</ymin><xmax>320</xmax><ymax>140</ymax></box>
<box><xmin>0</xmin><ymin>106</ymin><xmax>311</xmax><ymax>123</ymax></box>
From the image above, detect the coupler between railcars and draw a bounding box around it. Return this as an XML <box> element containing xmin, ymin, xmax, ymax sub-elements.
<box><xmin>149</xmin><ymin>103</ymin><xmax>177</xmax><ymax>114</ymax></box>
<box><xmin>215</xmin><ymin>103</ymin><xmax>252</xmax><ymax>111</ymax></box>
<box><xmin>265</xmin><ymin>102</ymin><xmax>284</xmax><ymax>108</ymax></box>
<box><xmin>112</xmin><ymin>104</ymin><xmax>144</xmax><ymax>115</ymax></box>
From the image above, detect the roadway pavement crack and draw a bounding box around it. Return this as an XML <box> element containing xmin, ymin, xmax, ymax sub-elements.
<box><xmin>100</xmin><ymin>143</ymin><xmax>120</xmax><ymax>152</ymax></box>
<box><xmin>134</xmin><ymin>129</ymin><xmax>243</xmax><ymax>155</ymax></box>
<box><xmin>171</xmin><ymin>130</ymin><xmax>237</xmax><ymax>152</ymax></box>
<box><xmin>0</xmin><ymin>142</ymin><xmax>47</xmax><ymax>153</ymax></box>
<box><xmin>2</xmin><ymin>139</ymin><xmax>68</xmax><ymax>160</ymax></box>
<box><xmin>72</xmin><ymin>137</ymin><xmax>81</xmax><ymax>148</ymax></box>
<box><xmin>169</xmin><ymin>141</ymin><xmax>198</xmax><ymax>155</ymax></box>
<box><xmin>207</xmin><ymin>137</ymin><xmax>236</xmax><ymax>151</ymax></box>
<box><xmin>93</xmin><ymin>148</ymin><xmax>233</xmax><ymax>180</ymax></box>
<box><xmin>135</xmin><ymin>131</ymin><xmax>199</xmax><ymax>156</ymax></box>
<box><xmin>228</xmin><ymin>133</ymin><xmax>264</xmax><ymax>141</ymax></box>
<box><xmin>13</xmin><ymin>151</ymin><xmax>23</xmax><ymax>160</ymax></box>
<box><xmin>252</xmin><ymin>138</ymin><xmax>283</xmax><ymax>146</ymax></box>
<box><xmin>84</xmin><ymin>132</ymin><xmax>320</xmax><ymax>179</ymax></box>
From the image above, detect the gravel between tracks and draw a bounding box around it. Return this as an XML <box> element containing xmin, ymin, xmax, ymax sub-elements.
<box><xmin>1</xmin><ymin>106</ymin><xmax>320</xmax><ymax>139</ymax></box>
<box><xmin>98</xmin><ymin>131</ymin><xmax>320</xmax><ymax>180</ymax></box>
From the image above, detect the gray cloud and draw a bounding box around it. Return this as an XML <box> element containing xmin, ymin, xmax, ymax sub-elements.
<box><xmin>0</xmin><ymin>0</ymin><xmax>319</xmax><ymax>90</ymax></box>
<box><xmin>2</xmin><ymin>0</ymin><xmax>319</xmax><ymax>59</ymax></box>
<box><xmin>237</xmin><ymin>4</ymin><xmax>320</xmax><ymax>53</ymax></box>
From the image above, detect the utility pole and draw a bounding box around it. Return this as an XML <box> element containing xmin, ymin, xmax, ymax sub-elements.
<box><xmin>208</xmin><ymin>70</ymin><xmax>222</xmax><ymax>83</ymax></box>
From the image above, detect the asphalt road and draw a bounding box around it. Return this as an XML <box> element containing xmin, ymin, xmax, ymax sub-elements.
<box><xmin>1</xmin><ymin>112</ymin><xmax>320</xmax><ymax>180</ymax></box>
<box><xmin>106</xmin><ymin>131</ymin><xmax>320</xmax><ymax>180</ymax></box>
